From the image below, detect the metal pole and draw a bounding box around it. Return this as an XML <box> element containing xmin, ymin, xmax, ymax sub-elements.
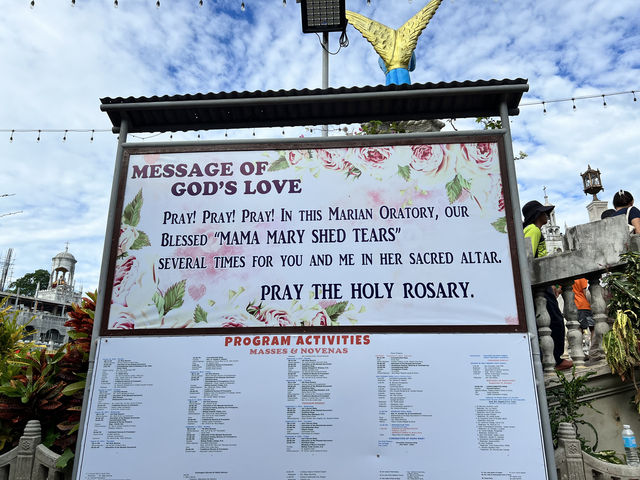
<box><xmin>499</xmin><ymin>99</ymin><xmax>557</xmax><ymax>480</ymax></box>
<box><xmin>71</xmin><ymin>118</ymin><xmax>129</xmax><ymax>480</ymax></box>
<box><xmin>321</xmin><ymin>31</ymin><xmax>329</xmax><ymax>137</ymax></box>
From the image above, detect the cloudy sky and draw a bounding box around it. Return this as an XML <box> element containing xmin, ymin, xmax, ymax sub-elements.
<box><xmin>0</xmin><ymin>0</ymin><xmax>638</xmax><ymax>292</ymax></box>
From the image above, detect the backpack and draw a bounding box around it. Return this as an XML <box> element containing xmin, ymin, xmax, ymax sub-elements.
<box><xmin>626</xmin><ymin>207</ymin><xmax>635</xmax><ymax>234</ymax></box>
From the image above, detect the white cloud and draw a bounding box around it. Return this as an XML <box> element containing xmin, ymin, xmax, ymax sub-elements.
<box><xmin>0</xmin><ymin>0</ymin><xmax>638</xmax><ymax>291</ymax></box>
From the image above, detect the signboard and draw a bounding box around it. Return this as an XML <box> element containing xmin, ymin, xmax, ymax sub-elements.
<box><xmin>77</xmin><ymin>333</ymin><xmax>547</xmax><ymax>480</ymax></box>
<box><xmin>103</xmin><ymin>137</ymin><xmax>524</xmax><ymax>333</ymax></box>
<box><xmin>77</xmin><ymin>135</ymin><xmax>548</xmax><ymax>480</ymax></box>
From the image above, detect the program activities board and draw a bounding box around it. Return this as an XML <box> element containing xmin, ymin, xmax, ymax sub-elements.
<box><xmin>77</xmin><ymin>333</ymin><xmax>547</xmax><ymax>480</ymax></box>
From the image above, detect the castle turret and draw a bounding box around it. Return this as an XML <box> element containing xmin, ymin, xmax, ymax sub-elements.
<box><xmin>37</xmin><ymin>244</ymin><xmax>80</xmax><ymax>303</ymax></box>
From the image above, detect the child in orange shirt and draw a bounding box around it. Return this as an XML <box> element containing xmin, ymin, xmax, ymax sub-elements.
<box><xmin>573</xmin><ymin>278</ymin><xmax>594</xmax><ymax>336</ymax></box>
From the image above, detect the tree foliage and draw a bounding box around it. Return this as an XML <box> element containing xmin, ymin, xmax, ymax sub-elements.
<box><xmin>8</xmin><ymin>269</ymin><xmax>50</xmax><ymax>297</ymax></box>
<box><xmin>602</xmin><ymin>251</ymin><xmax>640</xmax><ymax>412</ymax></box>
<box><xmin>475</xmin><ymin>117</ymin><xmax>528</xmax><ymax>160</ymax></box>
<box><xmin>0</xmin><ymin>291</ymin><xmax>95</xmax><ymax>468</ymax></box>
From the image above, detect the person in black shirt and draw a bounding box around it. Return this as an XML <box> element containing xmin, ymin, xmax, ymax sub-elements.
<box><xmin>612</xmin><ymin>190</ymin><xmax>640</xmax><ymax>233</ymax></box>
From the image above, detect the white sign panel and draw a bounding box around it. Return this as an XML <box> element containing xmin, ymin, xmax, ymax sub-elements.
<box><xmin>106</xmin><ymin>140</ymin><xmax>522</xmax><ymax>331</ymax></box>
<box><xmin>78</xmin><ymin>333</ymin><xmax>547</xmax><ymax>479</ymax></box>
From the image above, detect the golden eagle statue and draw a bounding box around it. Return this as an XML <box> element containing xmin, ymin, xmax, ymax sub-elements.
<box><xmin>345</xmin><ymin>0</ymin><xmax>443</xmax><ymax>85</ymax></box>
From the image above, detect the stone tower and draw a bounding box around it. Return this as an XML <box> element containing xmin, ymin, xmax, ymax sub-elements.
<box><xmin>37</xmin><ymin>245</ymin><xmax>80</xmax><ymax>303</ymax></box>
<box><xmin>541</xmin><ymin>187</ymin><xmax>564</xmax><ymax>254</ymax></box>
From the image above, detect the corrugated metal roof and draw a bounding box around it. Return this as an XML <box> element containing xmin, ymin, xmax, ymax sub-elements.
<box><xmin>100</xmin><ymin>79</ymin><xmax>528</xmax><ymax>133</ymax></box>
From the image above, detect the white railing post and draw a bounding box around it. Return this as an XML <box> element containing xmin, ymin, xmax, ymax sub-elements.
<box><xmin>555</xmin><ymin>422</ymin><xmax>586</xmax><ymax>480</ymax></box>
<box><xmin>14</xmin><ymin>420</ymin><xmax>41</xmax><ymax>480</ymax></box>
<box><xmin>589</xmin><ymin>276</ymin><xmax>609</xmax><ymax>361</ymax></box>
<box><xmin>535</xmin><ymin>287</ymin><xmax>556</xmax><ymax>372</ymax></box>
<box><xmin>561</xmin><ymin>281</ymin><xmax>584</xmax><ymax>366</ymax></box>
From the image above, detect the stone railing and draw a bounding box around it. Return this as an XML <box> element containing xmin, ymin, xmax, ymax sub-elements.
<box><xmin>528</xmin><ymin>214</ymin><xmax>640</xmax><ymax>372</ymax></box>
<box><xmin>0</xmin><ymin>420</ymin><xmax>70</xmax><ymax>480</ymax></box>
<box><xmin>555</xmin><ymin>422</ymin><xmax>640</xmax><ymax>480</ymax></box>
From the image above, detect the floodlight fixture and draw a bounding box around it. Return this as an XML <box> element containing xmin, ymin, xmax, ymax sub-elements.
<box><xmin>300</xmin><ymin>0</ymin><xmax>347</xmax><ymax>33</ymax></box>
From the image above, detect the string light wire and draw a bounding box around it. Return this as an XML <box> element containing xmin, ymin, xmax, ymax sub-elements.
<box><xmin>519</xmin><ymin>89</ymin><xmax>636</xmax><ymax>108</ymax></box>
<box><xmin>2</xmin><ymin>89</ymin><xmax>637</xmax><ymax>142</ymax></box>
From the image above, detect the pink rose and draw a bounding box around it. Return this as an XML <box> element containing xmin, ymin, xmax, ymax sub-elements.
<box><xmin>409</xmin><ymin>144</ymin><xmax>449</xmax><ymax>174</ymax></box>
<box><xmin>220</xmin><ymin>313</ymin><xmax>263</xmax><ymax>327</ymax></box>
<box><xmin>221</xmin><ymin>318</ymin><xmax>249</xmax><ymax>328</ymax></box>
<box><xmin>256</xmin><ymin>308</ymin><xmax>293</xmax><ymax>326</ymax></box>
<box><xmin>355</xmin><ymin>146</ymin><xmax>393</xmax><ymax>168</ymax></box>
<box><xmin>111</xmin><ymin>256</ymin><xmax>139</xmax><ymax>307</ymax></box>
<box><xmin>303</xmin><ymin>310</ymin><xmax>330</xmax><ymax>326</ymax></box>
<box><xmin>461</xmin><ymin>143</ymin><xmax>497</xmax><ymax>170</ymax></box>
<box><xmin>495</xmin><ymin>176</ymin><xmax>505</xmax><ymax>213</ymax></box>
<box><xmin>112</xmin><ymin>312</ymin><xmax>135</xmax><ymax>329</ymax></box>
<box><xmin>316</xmin><ymin>149</ymin><xmax>346</xmax><ymax>171</ymax></box>
<box><xmin>288</xmin><ymin>150</ymin><xmax>310</xmax><ymax>166</ymax></box>
<box><xmin>117</xmin><ymin>225</ymin><xmax>139</xmax><ymax>257</ymax></box>
<box><xmin>109</xmin><ymin>304</ymin><xmax>136</xmax><ymax>329</ymax></box>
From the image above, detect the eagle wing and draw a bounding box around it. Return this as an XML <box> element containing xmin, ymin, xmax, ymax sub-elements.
<box><xmin>395</xmin><ymin>0</ymin><xmax>443</xmax><ymax>64</ymax></box>
<box><xmin>345</xmin><ymin>10</ymin><xmax>395</xmax><ymax>67</ymax></box>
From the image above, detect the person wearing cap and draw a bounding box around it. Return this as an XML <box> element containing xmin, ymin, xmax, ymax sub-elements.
<box><xmin>522</xmin><ymin>200</ymin><xmax>573</xmax><ymax>371</ymax></box>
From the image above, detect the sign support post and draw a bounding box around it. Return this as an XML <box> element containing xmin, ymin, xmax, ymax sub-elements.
<box><xmin>72</xmin><ymin>118</ymin><xmax>129</xmax><ymax>480</ymax></box>
<box><xmin>500</xmin><ymin>99</ymin><xmax>557</xmax><ymax>480</ymax></box>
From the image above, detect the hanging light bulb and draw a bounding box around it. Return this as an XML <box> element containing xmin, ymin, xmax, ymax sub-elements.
<box><xmin>633</xmin><ymin>91</ymin><xmax>637</xmax><ymax>102</ymax></box>
<box><xmin>9</xmin><ymin>130</ymin><xmax>14</xmax><ymax>142</ymax></box>
<box><xmin>30</xmin><ymin>0</ymin><xmax>35</xmax><ymax>8</ymax></box>
<box><xmin>37</xmin><ymin>130</ymin><xmax>41</xmax><ymax>142</ymax></box>
<box><xmin>156</xmin><ymin>0</ymin><xmax>160</xmax><ymax>7</ymax></box>
<box><xmin>602</xmin><ymin>95</ymin><xmax>607</xmax><ymax>108</ymax></box>
<box><xmin>114</xmin><ymin>0</ymin><xmax>118</xmax><ymax>7</ymax></box>
<box><xmin>241</xmin><ymin>2</ymin><xmax>245</xmax><ymax>11</ymax></box>
<box><xmin>63</xmin><ymin>130</ymin><xmax>68</xmax><ymax>141</ymax></box>
<box><xmin>90</xmin><ymin>129</ymin><xmax>94</xmax><ymax>142</ymax></box>
<box><xmin>542</xmin><ymin>101</ymin><xmax>547</xmax><ymax>114</ymax></box>
<box><xmin>572</xmin><ymin>98</ymin><xmax>576</xmax><ymax>111</ymax></box>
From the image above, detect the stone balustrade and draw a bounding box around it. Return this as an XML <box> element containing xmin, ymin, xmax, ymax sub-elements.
<box><xmin>0</xmin><ymin>420</ymin><xmax>69</xmax><ymax>480</ymax></box>
<box><xmin>555</xmin><ymin>422</ymin><xmax>640</xmax><ymax>480</ymax></box>
<box><xmin>528</xmin><ymin>214</ymin><xmax>640</xmax><ymax>372</ymax></box>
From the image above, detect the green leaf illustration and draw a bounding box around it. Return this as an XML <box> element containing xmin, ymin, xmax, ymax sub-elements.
<box><xmin>122</xmin><ymin>189</ymin><xmax>143</xmax><ymax>227</ymax></box>
<box><xmin>163</xmin><ymin>280</ymin><xmax>186</xmax><ymax>314</ymax></box>
<box><xmin>246</xmin><ymin>302</ymin><xmax>262</xmax><ymax>317</ymax></box>
<box><xmin>445</xmin><ymin>174</ymin><xmax>472</xmax><ymax>203</ymax></box>
<box><xmin>491</xmin><ymin>216</ymin><xmax>507</xmax><ymax>233</ymax></box>
<box><xmin>325</xmin><ymin>301</ymin><xmax>348</xmax><ymax>322</ymax></box>
<box><xmin>130</xmin><ymin>230</ymin><xmax>151</xmax><ymax>250</ymax></box>
<box><xmin>397</xmin><ymin>164</ymin><xmax>411</xmax><ymax>182</ymax></box>
<box><xmin>345</xmin><ymin>165</ymin><xmax>362</xmax><ymax>179</ymax></box>
<box><xmin>152</xmin><ymin>291</ymin><xmax>164</xmax><ymax>317</ymax></box>
<box><xmin>268</xmin><ymin>155</ymin><xmax>290</xmax><ymax>172</ymax></box>
<box><xmin>193</xmin><ymin>304</ymin><xmax>208</xmax><ymax>323</ymax></box>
